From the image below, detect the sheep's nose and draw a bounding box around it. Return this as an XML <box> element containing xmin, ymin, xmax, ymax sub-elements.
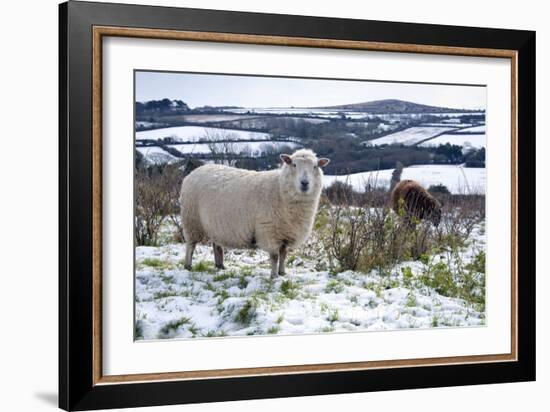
<box><xmin>300</xmin><ymin>180</ymin><xmax>309</xmax><ymax>191</ymax></box>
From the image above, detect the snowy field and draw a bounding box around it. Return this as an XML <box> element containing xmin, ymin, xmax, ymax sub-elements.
<box><xmin>324</xmin><ymin>164</ymin><xmax>486</xmax><ymax>194</ymax></box>
<box><xmin>224</xmin><ymin>108</ymin><xmax>482</xmax><ymax>119</ymax></box>
<box><xmin>136</xmin><ymin>146</ymin><xmax>178</xmax><ymax>164</ymax></box>
<box><xmin>421</xmin><ymin>123</ymin><xmax>473</xmax><ymax>127</ymax></box>
<box><xmin>280</xmin><ymin>116</ymin><xmax>330</xmax><ymax>124</ymax></box>
<box><xmin>136</xmin><ymin>126</ymin><xmax>271</xmax><ymax>142</ymax></box>
<box><xmin>170</xmin><ymin>141</ymin><xmax>299</xmax><ymax>156</ymax></box>
<box><xmin>420</xmin><ymin>134</ymin><xmax>486</xmax><ymax>149</ymax></box>
<box><xmin>136</xmin><ymin>121</ymin><xmax>166</xmax><ymax>128</ymax></box>
<box><xmin>135</xmin><ymin>223</ymin><xmax>485</xmax><ymax>340</ymax></box>
<box><xmin>175</xmin><ymin>115</ymin><xmax>258</xmax><ymax>123</ymax></box>
<box><xmin>453</xmin><ymin>125</ymin><xmax>486</xmax><ymax>134</ymax></box>
<box><xmin>224</xmin><ymin>108</ymin><xmax>356</xmax><ymax>116</ymax></box>
<box><xmin>137</xmin><ymin>141</ymin><xmax>300</xmax><ymax>162</ymax></box>
<box><xmin>368</xmin><ymin>127</ymin><xmax>458</xmax><ymax>146</ymax></box>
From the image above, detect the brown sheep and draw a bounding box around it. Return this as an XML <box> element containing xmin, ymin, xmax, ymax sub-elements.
<box><xmin>390</xmin><ymin>180</ymin><xmax>442</xmax><ymax>226</ymax></box>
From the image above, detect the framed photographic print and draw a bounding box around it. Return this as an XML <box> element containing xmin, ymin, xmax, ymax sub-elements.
<box><xmin>59</xmin><ymin>1</ymin><xmax>536</xmax><ymax>410</ymax></box>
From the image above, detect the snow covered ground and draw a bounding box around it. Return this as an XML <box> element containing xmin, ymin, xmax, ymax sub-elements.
<box><xmin>368</xmin><ymin>127</ymin><xmax>458</xmax><ymax>146</ymax></box>
<box><xmin>175</xmin><ymin>115</ymin><xmax>258</xmax><ymax>123</ymax></box>
<box><xmin>324</xmin><ymin>164</ymin><xmax>486</xmax><ymax>194</ymax></box>
<box><xmin>136</xmin><ymin>121</ymin><xmax>166</xmax><ymax>128</ymax></box>
<box><xmin>420</xmin><ymin>123</ymin><xmax>473</xmax><ymax>127</ymax></box>
<box><xmin>136</xmin><ymin>126</ymin><xmax>271</xmax><ymax>142</ymax></box>
<box><xmin>419</xmin><ymin>134</ymin><xmax>486</xmax><ymax>149</ymax></box>
<box><xmin>170</xmin><ymin>141</ymin><xmax>299</xmax><ymax>156</ymax></box>
<box><xmin>454</xmin><ymin>125</ymin><xmax>486</xmax><ymax>133</ymax></box>
<box><xmin>224</xmin><ymin>108</ymin><xmax>483</xmax><ymax>119</ymax></box>
<box><xmin>281</xmin><ymin>116</ymin><xmax>330</xmax><ymax>124</ymax></box>
<box><xmin>136</xmin><ymin>146</ymin><xmax>178</xmax><ymax>164</ymax></box>
<box><xmin>135</xmin><ymin>224</ymin><xmax>486</xmax><ymax>340</ymax></box>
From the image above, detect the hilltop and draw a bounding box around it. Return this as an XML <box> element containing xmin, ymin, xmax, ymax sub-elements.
<box><xmin>315</xmin><ymin>99</ymin><xmax>478</xmax><ymax>114</ymax></box>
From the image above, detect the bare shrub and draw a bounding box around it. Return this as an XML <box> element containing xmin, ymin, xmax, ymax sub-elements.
<box><xmin>135</xmin><ymin>162</ymin><xmax>186</xmax><ymax>246</ymax></box>
<box><xmin>433</xmin><ymin>194</ymin><xmax>485</xmax><ymax>251</ymax></box>
<box><xmin>428</xmin><ymin>183</ymin><xmax>450</xmax><ymax>195</ymax></box>
<box><xmin>204</xmin><ymin>129</ymin><xmax>239</xmax><ymax>164</ymax></box>
<box><xmin>326</xmin><ymin>203</ymin><xmax>370</xmax><ymax>271</ymax></box>
<box><xmin>324</xmin><ymin>181</ymin><xmax>358</xmax><ymax>205</ymax></box>
<box><xmin>162</xmin><ymin>164</ymin><xmax>186</xmax><ymax>243</ymax></box>
<box><xmin>323</xmin><ymin>174</ymin><xmax>388</xmax><ymax>208</ymax></box>
<box><xmin>135</xmin><ymin>167</ymin><xmax>169</xmax><ymax>246</ymax></box>
<box><xmin>322</xmin><ymin>187</ymin><xmax>485</xmax><ymax>274</ymax></box>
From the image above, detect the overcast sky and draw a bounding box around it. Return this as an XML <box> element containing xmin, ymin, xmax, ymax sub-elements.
<box><xmin>135</xmin><ymin>71</ymin><xmax>486</xmax><ymax>110</ymax></box>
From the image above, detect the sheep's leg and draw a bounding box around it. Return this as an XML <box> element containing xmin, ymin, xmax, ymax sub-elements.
<box><xmin>184</xmin><ymin>241</ymin><xmax>196</xmax><ymax>271</ymax></box>
<box><xmin>269</xmin><ymin>253</ymin><xmax>279</xmax><ymax>279</ymax></box>
<box><xmin>213</xmin><ymin>243</ymin><xmax>225</xmax><ymax>270</ymax></box>
<box><xmin>278</xmin><ymin>244</ymin><xmax>287</xmax><ymax>276</ymax></box>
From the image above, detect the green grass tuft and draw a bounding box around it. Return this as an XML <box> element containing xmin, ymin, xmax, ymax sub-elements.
<box><xmin>405</xmin><ymin>292</ymin><xmax>417</xmax><ymax>307</ymax></box>
<box><xmin>238</xmin><ymin>276</ymin><xmax>249</xmax><ymax>290</ymax></box>
<box><xmin>235</xmin><ymin>300</ymin><xmax>256</xmax><ymax>325</ymax></box>
<box><xmin>325</xmin><ymin>279</ymin><xmax>345</xmax><ymax>294</ymax></box>
<box><xmin>158</xmin><ymin>316</ymin><xmax>191</xmax><ymax>338</ymax></box>
<box><xmin>280</xmin><ymin>280</ymin><xmax>300</xmax><ymax>299</ymax></box>
<box><xmin>141</xmin><ymin>258</ymin><xmax>171</xmax><ymax>269</ymax></box>
<box><xmin>192</xmin><ymin>260</ymin><xmax>215</xmax><ymax>273</ymax></box>
<box><xmin>134</xmin><ymin>320</ymin><xmax>144</xmax><ymax>339</ymax></box>
<box><xmin>153</xmin><ymin>290</ymin><xmax>181</xmax><ymax>299</ymax></box>
<box><xmin>213</xmin><ymin>272</ymin><xmax>235</xmax><ymax>282</ymax></box>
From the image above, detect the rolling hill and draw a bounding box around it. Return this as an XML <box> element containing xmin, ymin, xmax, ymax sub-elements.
<box><xmin>315</xmin><ymin>99</ymin><xmax>478</xmax><ymax>114</ymax></box>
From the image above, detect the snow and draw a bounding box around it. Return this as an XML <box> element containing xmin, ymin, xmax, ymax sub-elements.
<box><xmin>136</xmin><ymin>126</ymin><xmax>272</xmax><ymax>142</ymax></box>
<box><xmin>440</xmin><ymin>118</ymin><xmax>462</xmax><ymax>124</ymax></box>
<box><xmin>223</xmin><ymin>108</ymin><xmax>347</xmax><ymax>116</ymax></box>
<box><xmin>170</xmin><ymin>141</ymin><xmax>299</xmax><ymax>156</ymax></box>
<box><xmin>324</xmin><ymin>164</ymin><xmax>486</xmax><ymax>194</ymax></box>
<box><xmin>136</xmin><ymin>121</ymin><xmax>161</xmax><ymax>128</ymax></box>
<box><xmin>369</xmin><ymin>127</ymin><xmax>458</xmax><ymax>146</ymax></box>
<box><xmin>281</xmin><ymin>117</ymin><xmax>330</xmax><ymax>124</ymax></box>
<box><xmin>377</xmin><ymin>123</ymin><xmax>395</xmax><ymax>131</ymax></box>
<box><xmin>135</xmin><ymin>223</ymin><xmax>486</xmax><ymax>340</ymax></box>
<box><xmin>136</xmin><ymin>146</ymin><xmax>178</xmax><ymax>164</ymax></box>
<box><xmin>177</xmin><ymin>115</ymin><xmax>259</xmax><ymax>123</ymax></box>
<box><xmin>420</xmin><ymin>123</ymin><xmax>473</xmax><ymax>127</ymax></box>
<box><xmin>420</xmin><ymin>134</ymin><xmax>486</xmax><ymax>149</ymax></box>
<box><xmin>224</xmin><ymin>108</ymin><xmax>483</xmax><ymax>119</ymax></box>
<box><xmin>454</xmin><ymin>125</ymin><xmax>486</xmax><ymax>133</ymax></box>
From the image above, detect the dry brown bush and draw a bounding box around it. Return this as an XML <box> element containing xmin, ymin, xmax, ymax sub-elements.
<box><xmin>135</xmin><ymin>162</ymin><xmax>186</xmax><ymax>246</ymax></box>
<box><xmin>322</xmin><ymin>182</ymin><xmax>485</xmax><ymax>274</ymax></box>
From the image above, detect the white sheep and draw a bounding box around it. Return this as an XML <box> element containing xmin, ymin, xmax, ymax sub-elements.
<box><xmin>179</xmin><ymin>149</ymin><xmax>330</xmax><ymax>278</ymax></box>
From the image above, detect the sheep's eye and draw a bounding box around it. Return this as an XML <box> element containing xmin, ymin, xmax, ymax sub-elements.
<box><xmin>313</xmin><ymin>166</ymin><xmax>318</xmax><ymax>170</ymax></box>
<box><xmin>293</xmin><ymin>164</ymin><xmax>296</xmax><ymax>168</ymax></box>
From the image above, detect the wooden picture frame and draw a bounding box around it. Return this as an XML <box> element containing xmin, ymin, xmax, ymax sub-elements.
<box><xmin>59</xmin><ymin>1</ymin><xmax>535</xmax><ymax>410</ymax></box>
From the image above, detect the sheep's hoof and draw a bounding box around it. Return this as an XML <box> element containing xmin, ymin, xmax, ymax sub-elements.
<box><xmin>270</xmin><ymin>273</ymin><xmax>278</xmax><ymax>280</ymax></box>
<box><xmin>216</xmin><ymin>264</ymin><xmax>226</xmax><ymax>270</ymax></box>
<box><xmin>184</xmin><ymin>264</ymin><xmax>192</xmax><ymax>271</ymax></box>
<box><xmin>278</xmin><ymin>271</ymin><xmax>286</xmax><ymax>276</ymax></box>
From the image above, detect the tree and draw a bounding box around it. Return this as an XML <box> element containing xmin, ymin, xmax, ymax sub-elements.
<box><xmin>435</xmin><ymin>143</ymin><xmax>464</xmax><ymax>163</ymax></box>
<box><xmin>464</xmin><ymin>147</ymin><xmax>485</xmax><ymax>167</ymax></box>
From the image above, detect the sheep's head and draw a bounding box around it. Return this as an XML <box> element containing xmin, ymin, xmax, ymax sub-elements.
<box><xmin>426</xmin><ymin>197</ymin><xmax>443</xmax><ymax>227</ymax></box>
<box><xmin>429</xmin><ymin>205</ymin><xmax>442</xmax><ymax>227</ymax></box>
<box><xmin>279</xmin><ymin>149</ymin><xmax>330</xmax><ymax>198</ymax></box>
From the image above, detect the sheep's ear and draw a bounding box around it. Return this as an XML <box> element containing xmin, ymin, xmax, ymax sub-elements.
<box><xmin>280</xmin><ymin>154</ymin><xmax>292</xmax><ymax>165</ymax></box>
<box><xmin>318</xmin><ymin>158</ymin><xmax>330</xmax><ymax>168</ymax></box>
